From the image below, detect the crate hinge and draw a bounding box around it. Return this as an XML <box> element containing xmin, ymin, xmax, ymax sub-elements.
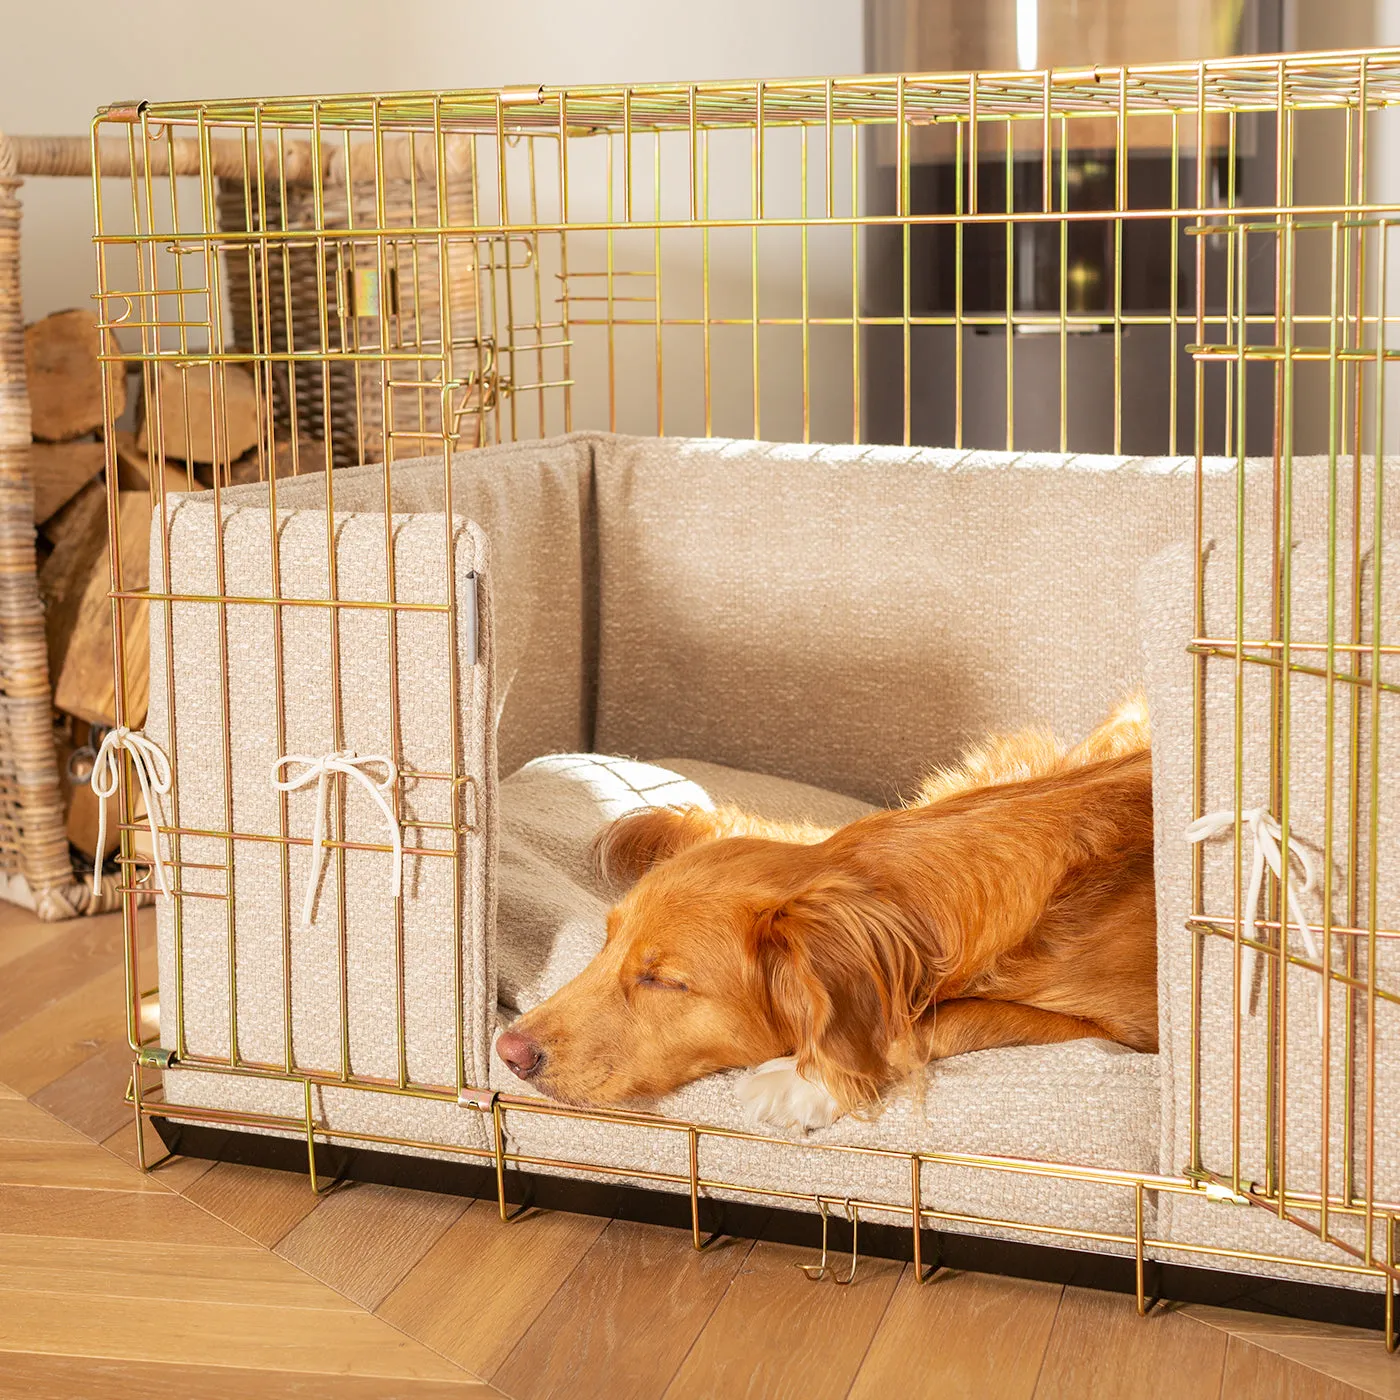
<box><xmin>98</xmin><ymin>100</ymin><xmax>150</xmax><ymax>123</ymax></box>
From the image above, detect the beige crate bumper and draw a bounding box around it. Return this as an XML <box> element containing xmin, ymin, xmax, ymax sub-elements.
<box><xmin>136</xmin><ymin>432</ymin><xmax>1397</xmax><ymax>1294</ymax></box>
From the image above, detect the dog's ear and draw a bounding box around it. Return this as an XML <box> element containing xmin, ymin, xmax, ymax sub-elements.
<box><xmin>591</xmin><ymin>806</ymin><xmax>721</xmax><ymax>887</ymax></box>
<box><xmin>749</xmin><ymin>876</ymin><xmax>931</xmax><ymax>1113</ymax></box>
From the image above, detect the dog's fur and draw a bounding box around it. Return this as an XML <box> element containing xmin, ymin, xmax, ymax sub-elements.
<box><xmin>496</xmin><ymin>698</ymin><xmax>1157</xmax><ymax>1130</ymax></box>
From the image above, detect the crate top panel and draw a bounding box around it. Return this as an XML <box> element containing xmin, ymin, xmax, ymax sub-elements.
<box><xmin>99</xmin><ymin>47</ymin><xmax>1400</xmax><ymax>137</ymax></box>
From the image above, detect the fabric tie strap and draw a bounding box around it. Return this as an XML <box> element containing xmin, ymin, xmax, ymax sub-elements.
<box><xmin>90</xmin><ymin>727</ymin><xmax>173</xmax><ymax>900</ymax></box>
<box><xmin>271</xmin><ymin>751</ymin><xmax>402</xmax><ymax>925</ymax></box>
<box><xmin>1186</xmin><ymin>806</ymin><xmax>1324</xmax><ymax>1030</ymax></box>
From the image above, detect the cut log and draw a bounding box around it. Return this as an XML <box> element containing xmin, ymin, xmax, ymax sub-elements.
<box><xmin>66</xmin><ymin>778</ymin><xmax>119</xmax><ymax>865</ymax></box>
<box><xmin>39</xmin><ymin>476</ymin><xmax>107</xmax><ymax>554</ymax></box>
<box><xmin>59</xmin><ymin>726</ymin><xmax>111</xmax><ymax>865</ymax></box>
<box><xmin>38</xmin><ymin>480</ymin><xmax>109</xmax><ymax>688</ymax></box>
<box><xmin>51</xmin><ymin>491</ymin><xmax>151</xmax><ymax>730</ymax></box>
<box><xmin>24</xmin><ymin>308</ymin><xmax>127</xmax><ymax>441</ymax></box>
<box><xmin>114</xmin><ymin>429</ymin><xmax>197</xmax><ymax>497</ymax></box>
<box><xmin>29</xmin><ymin>439</ymin><xmax>105</xmax><ymax>525</ymax></box>
<box><xmin>135</xmin><ymin>360</ymin><xmax>262</xmax><ymax>465</ymax></box>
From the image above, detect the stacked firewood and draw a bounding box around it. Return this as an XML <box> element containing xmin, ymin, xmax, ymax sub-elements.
<box><xmin>25</xmin><ymin>306</ymin><xmax>320</xmax><ymax>870</ymax></box>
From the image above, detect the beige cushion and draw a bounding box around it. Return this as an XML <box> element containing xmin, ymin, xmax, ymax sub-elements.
<box><xmin>489</xmin><ymin>1039</ymin><xmax>1160</xmax><ymax>1252</ymax></box>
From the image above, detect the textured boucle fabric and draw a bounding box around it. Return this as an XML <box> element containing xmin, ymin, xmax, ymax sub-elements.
<box><xmin>489</xmin><ymin>752</ymin><xmax>1160</xmax><ymax>1246</ymax></box>
<box><xmin>1140</xmin><ymin>534</ymin><xmax>1399</xmax><ymax>1292</ymax></box>
<box><xmin>207</xmin><ymin>435</ymin><xmax>594</xmax><ymax>777</ymax></box>
<box><xmin>148</xmin><ymin>499</ymin><xmax>496</xmax><ymax>1124</ymax></box>
<box><xmin>592</xmin><ymin>439</ymin><xmax>1214</xmax><ymax>805</ymax></box>
<box><xmin>489</xmin><ymin>1040</ymin><xmax>1160</xmax><ymax>1249</ymax></box>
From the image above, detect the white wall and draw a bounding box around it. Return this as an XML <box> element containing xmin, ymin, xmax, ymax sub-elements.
<box><xmin>2</xmin><ymin>0</ymin><xmax>863</xmax><ymax>321</ymax></box>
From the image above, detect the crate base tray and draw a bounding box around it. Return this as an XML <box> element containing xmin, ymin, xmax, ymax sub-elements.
<box><xmin>152</xmin><ymin>1115</ymin><xmax>1388</xmax><ymax>1334</ymax></box>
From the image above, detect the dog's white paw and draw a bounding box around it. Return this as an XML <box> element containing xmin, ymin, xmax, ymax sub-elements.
<box><xmin>735</xmin><ymin>1056</ymin><xmax>843</xmax><ymax>1133</ymax></box>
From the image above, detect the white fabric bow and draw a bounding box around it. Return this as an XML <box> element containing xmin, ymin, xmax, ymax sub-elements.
<box><xmin>90</xmin><ymin>727</ymin><xmax>173</xmax><ymax>899</ymax></box>
<box><xmin>1186</xmin><ymin>806</ymin><xmax>1324</xmax><ymax>1030</ymax></box>
<box><xmin>271</xmin><ymin>751</ymin><xmax>402</xmax><ymax>925</ymax></box>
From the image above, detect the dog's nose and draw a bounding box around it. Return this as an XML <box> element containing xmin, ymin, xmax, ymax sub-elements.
<box><xmin>497</xmin><ymin>1029</ymin><xmax>544</xmax><ymax>1080</ymax></box>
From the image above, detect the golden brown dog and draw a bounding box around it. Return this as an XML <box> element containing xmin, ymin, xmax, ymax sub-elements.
<box><xmin>496</xmin><ymin>698</ymin><xmax>1157</xmax><ymax>1130</ymax></box>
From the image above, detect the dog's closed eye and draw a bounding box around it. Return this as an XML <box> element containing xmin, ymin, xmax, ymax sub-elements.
<box><xmin>636</xmin><ymin>972</ymin><xmax>689</xmax><ymax>992</ymax></box>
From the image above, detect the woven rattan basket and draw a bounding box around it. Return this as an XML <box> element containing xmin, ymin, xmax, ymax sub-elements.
<box><xmin>0</xmin><ymin>133</ymin><xmax>120</xmax><ymax>918</ymax></box>
<box><xmin>217</xmin><ymin>138</ymin><xmax>477</xmax><ymax>469</ymax></box>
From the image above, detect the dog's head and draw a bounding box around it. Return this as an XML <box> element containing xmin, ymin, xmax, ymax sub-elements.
<box><xmin>495</xmin><ymin>807</ymin><xmax>931</xmax><ymax>1112</ymax></box>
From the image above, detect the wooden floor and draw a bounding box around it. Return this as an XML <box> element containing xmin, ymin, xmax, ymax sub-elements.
<box><xmin>2</xmin><ymin>901</ymin><xmax>1397</xmax><ymax>1399</ymax></box>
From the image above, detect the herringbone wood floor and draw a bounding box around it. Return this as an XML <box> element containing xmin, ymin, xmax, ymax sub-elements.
<box><xmin>0</xmin><ymin>900</ymin><xmax>1395</xmax><ymax>1399</ymax></box>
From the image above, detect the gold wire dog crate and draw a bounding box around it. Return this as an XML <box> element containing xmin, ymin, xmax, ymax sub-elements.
<box><xmin>94</xmin><ymin>47</ymin><xmax>1397</xmax><ymax>1332</ymax></box>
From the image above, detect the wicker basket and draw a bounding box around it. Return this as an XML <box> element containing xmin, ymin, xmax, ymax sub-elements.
<box><xmin>0</xmin><ymin>134</ymin><xmax>122</xmax><ymax>918</ymax></box>
<box><xmin>217</xmin><ymin>137</ymin><xmax>477</xmax><ymax>469</ymax></box>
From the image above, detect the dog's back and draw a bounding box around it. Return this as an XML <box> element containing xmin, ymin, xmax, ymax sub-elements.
<box><xmin>938</xmin><ymin>747</ymin><xmax>1159</xmax><ymax>1052</ymax></box>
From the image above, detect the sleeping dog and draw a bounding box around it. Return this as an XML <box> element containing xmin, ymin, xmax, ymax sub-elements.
<box><xmin>495</xmin><ymin>697</ymin><xmax>1156</xmax><ymax>1132</ymax></box>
